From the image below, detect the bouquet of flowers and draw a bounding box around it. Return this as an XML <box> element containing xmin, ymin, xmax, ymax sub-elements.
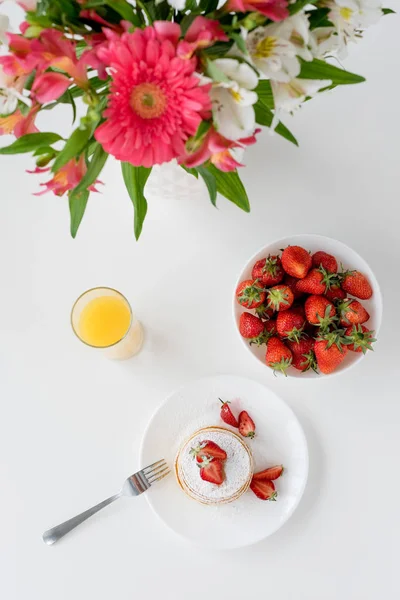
<box><xmin>0</xmin><ymin>0</ymin><xmax>393</xmax><ymax>238</ymax></box>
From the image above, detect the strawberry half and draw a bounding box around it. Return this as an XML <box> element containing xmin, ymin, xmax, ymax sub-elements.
<box><xmin>238</xmin><ymin>410</ymin><xmax>256</xmax><ymax>439</ymax></box>
<box><xmin>252</xmin><ymin>465</ymin><xmax>284</xmax><ymax>481</ymax></box>
<box><xmin>219</xmin><ymin>398</ymin><xmax>239</xmax><ymax>428</ymax></box>
<box><xmin>190</xmin><ymin>440</ymin><xmax>227</xmax><ymax>462</ymax></box>
<box><xmin>199</xmin><ymin>457</ymin><xmax>224</xmax><ymax>485</ymax></box>
<box><xmin>250</xmin><ymin>477</ymin><xmax>277</xmax><ymax>501</ymax></box>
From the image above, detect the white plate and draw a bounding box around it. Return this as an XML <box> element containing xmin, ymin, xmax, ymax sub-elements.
<box><xmin>232</xmin><ymin>234</ymin><xmax>383</xmax><ymax>378</ymax></box>
<box><xmin>140</xmin><ymin>375</ymin><xmax>308</xmax><ymax>549</ymax></box>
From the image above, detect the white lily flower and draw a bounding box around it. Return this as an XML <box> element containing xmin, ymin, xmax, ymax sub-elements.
<box><xmin>246</xmin><ymin>24</ymin><xmax>300</xmax><ymax>83</ymax></box>
<box><xmin>210</xmin><ymin>58</ymin><xmax>258</xmax><ymax>141</ymax></box>
<box><xmin>276</xmin><ymin>13</ymin><xmax>314</xmax><ymax>62</ymax></box>
<box><xmin>310</xmin><ymin>27</ymin><xmax>341</xmax><ymax>58</ymax></box>
<box><xmin>271</xmin><ymin>78</ymin><xmax>332</xmax><ymax>114</ymax></box>
<box><xmin>0</xmin><ymin>13</ymin><xmax>9</xmax><ymax>46</ymax></box>
<box><xmin>0</xmin><ymin>66</ymin><xmax>28</xmax><ymax>115</ymax></box>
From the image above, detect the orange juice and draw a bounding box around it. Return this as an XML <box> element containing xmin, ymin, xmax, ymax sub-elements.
<box><xmin>78</xmin><ymin>295</ymin><xmax>131</xmax><ymax>347</ymax></box>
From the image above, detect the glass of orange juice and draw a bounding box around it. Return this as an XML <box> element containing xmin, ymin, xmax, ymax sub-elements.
<box><xmin>71</xmin><ymin>287</ymin><xmax>144</xmax><ymax>360</ymax></box>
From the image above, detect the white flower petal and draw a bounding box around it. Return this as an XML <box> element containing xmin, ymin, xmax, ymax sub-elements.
<box><xmin>213</xmin><ymin>58</ymin><xmax>258</xmax><ymax>90</ymax></box>
<box><xmin>211</xmin><ymin>87</ymin><xmax>256</xmax><ymax>141</ymax></box>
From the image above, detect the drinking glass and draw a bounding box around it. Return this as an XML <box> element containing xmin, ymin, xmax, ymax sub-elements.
<box><xmin>71</xmin><ymin>287</ymin><xmax>144</xmax><ymax>360</ymax></box>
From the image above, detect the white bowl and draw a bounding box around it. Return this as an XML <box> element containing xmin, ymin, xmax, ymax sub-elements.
<box><xmin>232</xmin><ymin>234</ymin><xmax>383</xmax><ymax>378</ymax></box>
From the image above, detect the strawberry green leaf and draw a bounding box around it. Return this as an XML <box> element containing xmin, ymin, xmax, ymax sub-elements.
<box><xmin>206</xmin><ymin>165</ymin><xmax>250</xmax><ymax>212</ymax></box>
<box><xmin>121</xmin><ymin>162</ymin><xmax>152</xmax><ymax>240</ymax></box>
<box><xmin>196</xmin><ymin>165</ymin><xmax>217</xmax><ymax>207</ymax></box>
<box><xmin>68</xmin><ymin>188</ymin><xmax>89</xmax><ymax>239</ymax></box>
<box><xmin>0</xmin><ymin>132</ymin><xmax>62</xmax><ymax>155</ymax></box>
<box><xmin>298</xmin><ymin>58</ymin><xmax>365</xmax><ymax>84</ymax></box>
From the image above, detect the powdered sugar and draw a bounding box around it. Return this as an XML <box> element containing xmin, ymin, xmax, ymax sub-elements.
<box><xmin>176</xmin><ymin>427</ymin><xmax>252</xmax><ymax>504</ymax></box>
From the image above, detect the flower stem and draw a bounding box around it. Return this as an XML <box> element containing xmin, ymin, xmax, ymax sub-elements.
<box><xmin>136</xmin><ymin>0</ymin><xmax>153</xmax><ymax>24</ymax></box>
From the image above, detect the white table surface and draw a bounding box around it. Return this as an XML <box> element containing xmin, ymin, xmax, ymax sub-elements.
<box><xmin>1</xmin><ymin>4</ymin><xmax>399</xmax><ymax>599</ymax></box>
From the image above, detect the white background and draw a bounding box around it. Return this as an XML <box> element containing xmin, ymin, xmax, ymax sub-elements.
<box><xmin>1</xmin><ymin>2</ymin><xmax>399</xmax><ymax>599</ymax></box>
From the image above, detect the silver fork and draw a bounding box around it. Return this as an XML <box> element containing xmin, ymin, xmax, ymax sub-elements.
<box><xmin>42</xmin><ymin>459</ymin><xmax>169</xmax><ymax>545</ymax></box>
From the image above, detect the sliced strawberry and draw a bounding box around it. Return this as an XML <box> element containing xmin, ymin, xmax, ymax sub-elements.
<box><xmin>252</xmin><ymin>465</ymin><xmax>284</xmax><ymax>481</ymax></box>
<box><xmin>199</xmin><ymin>457</ymin><xmax>224</xmax><ymax>485</ymax></box>
<box><xmin>190</xmin><ymin>440</ymin><xmax>227</xmax><ymax>461</ymax></box>
<box><xmin>250</xmin><ymin>477</ymin><xmax>277</xmax><ymax>501</ymax></box>
<box><xmin>238</xmin><ymin>410</ymin><xmax>256</xmax><ymax>439</ymax></box>
<box><xmin>219</xmin><ymin>398</ymin><xmax>239</xmax><ymax>428</ymax></box>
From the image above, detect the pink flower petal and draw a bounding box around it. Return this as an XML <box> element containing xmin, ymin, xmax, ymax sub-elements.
<box><xmin>31</xmin><ymin>72</ymin><xmax>71</xmax><ymax>103</ymax></box>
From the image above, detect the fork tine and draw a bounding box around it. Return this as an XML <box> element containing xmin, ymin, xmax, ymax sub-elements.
<box><xmin>145</xmin><ymin>463</ymin><xmax>169</xmax><ymax>480</ymax></box>
<box><xmin>142</xmin><ymin>459</ymin><xmax>166</xmax><ymax>474</ymax></box>
<box><xmin>148</xmin><ymin>469</ymin><xmax>171</xmax><ymax>485</ymax></box>
<box><xmin>147</xmin><ymin>466</ymin><xmax>170</xmax><ymax>483</ymax></box>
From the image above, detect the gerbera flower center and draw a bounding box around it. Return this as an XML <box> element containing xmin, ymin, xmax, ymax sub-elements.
<box><xmin>255</xmin><ymin>36</ymin><xmax>277</xmax><ymax>59</ymax></box>
<box><xmin>130</xmin><ymin>82</ymin><xmax>167</xmax><ymax>119</ymax></box>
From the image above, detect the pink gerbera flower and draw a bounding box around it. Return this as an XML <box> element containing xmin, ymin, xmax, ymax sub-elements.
<box><xmin>94</xmin><ymin>24</ymin><xmax>212</xmax><ymax>168</ymax></box>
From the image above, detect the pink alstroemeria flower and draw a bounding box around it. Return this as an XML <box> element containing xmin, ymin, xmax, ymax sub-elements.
<box><xmin>224</xmin><ymin>0</ymin><xmax>289</xmax><ymax>22</ymax></box>
<box><xmin>181</xmin><ymin>127</ymin><xmax>260</xmax><ymax>172</ymax></box>
<box><xmin>31</xmin><ymin>29</ymin><xmax>88</xmax><ymax>87</ymax></box>
<box><xmin>32</xmin><ymin>156</ymin><xmax>101</xmax><ymax>197</ymax></box>
<box><xmin>31</xmin><ymin>72</ymin><xmax>71</xmax><ymax>103</ymax></box>
<box><xmin>177</xmin><ymin>16</ymin><xmax>229</xmax><ymax>59</ymax></box>
<box><xmin>0</xmin><ymin>34</ymin><xmax>37</xmax><ymax>76</ymax></box>
<box><xmin>0</xmin><ymin>103</ymin><xmax>39</xmax><ymax>136</ymax></box>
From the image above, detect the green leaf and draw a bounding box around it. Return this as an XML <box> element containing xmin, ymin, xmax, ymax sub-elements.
<box><xmin>255</xmin><ymin>79</ymin><xmax>274</xmax><ymax>109</ymax></box>
<box><xmin>254</xmin><ymin>100</ymin><xmax>298</xmax><ymax>146</ymax></box>
<box><xmin>231</xmin><ymin>32</ymin><xmax>247</xmax><ymax>54</ymax></box>
<box><xmin>69</xmin><ymin>188</ymin><xmax>89</xmax><ymax>238</ymax></box>
<box><xmin>202</xmin><ymin>42</ymin><xmax>233</xmax><ymax>58</ymax></box>
<box><xmin>73</xmin><ymin>143</ymin><xmax>108</xmax><ymax>195</ymax></box>
<box><xmin>206</xmin><ymin>165</ymin><xmax>250</xmax><ymax>212</ymax></box>
<box><xmin>196</xmin><ymin>166</ymin><xmax>217</xmax><ymax>206</ymax></box>
<box><xmin>181</xmin><ymin>165</ymin><xmax>199</xmax><ymax>179</ymax></box>
<box><xmin>298</xmin><ymin>58</ymin><xmax>365</xmax><ymax>84</ymax></box>
<box><xmin>66</xmin><ymin>88</ymin><xmax>77</xmax><ymax>124</ymax></box>
<box><xmin>382</xmin><ymin>7</ymin><xmax>395</xmax><ymax>14</ymax></box>
<box><xmin>194</xmin><ymin>120</ymin><xmax>211</xmax><ymax>141</ymax></box>
<box><xmin>198</xmin><ymin>0</ymin><xmax>219</xmax><ymax>12</ymax></box>
<box><xmin>308</xmin><ymin>7</ymin><xmax>333</xmax><ymax>29</ymax></box>
<box><xmin>0</xmin><ymin>132</ymin><xmax>63</xmax><ymax>155</ymax></box>
<box><xmin>121</xmin><ymin>163</ymin><xmax>152</xmax><ymax>240</ymax></box>
<box><xmin>104</xmin><ymin>0</ymin><xmax>142</xmax><ymax>25</ymax></box>
<box><xmin>52</xmin><ymin>126</ymin><xmax>92</xmax><ymax>172</ymax></box>
<box><xmin>289</xmin><ymin>0</ymin><xmax>317</xmax><ymax>14</ymax></box>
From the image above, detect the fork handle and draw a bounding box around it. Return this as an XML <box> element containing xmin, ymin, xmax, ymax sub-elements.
<box><xmin>42</xmin><ymin>492</ymin><xmax>122</xmax><ymax>545</ymax></box>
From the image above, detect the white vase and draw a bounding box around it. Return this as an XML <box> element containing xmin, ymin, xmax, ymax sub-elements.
<box><xmin>145</xmin><ymin>160</ymin><xmax>208</xmax><ymax>202</ymax></box>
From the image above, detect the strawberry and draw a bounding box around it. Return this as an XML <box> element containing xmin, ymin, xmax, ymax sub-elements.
<box><xmin>314</xmin><ymin>329</ymin><xmax>349</xmax><ymax>374</ymax></box>
<box><xmin>296</xmin><ymin>267</ymin><xmax>339</xmax><ymax>295</ymax></box>
<box><xmin>266</xmin><ymin>284</ymin><xmax>294</xmax><ymax>311</ymax></box>
<box><xmin>276</xmin><ymin>307</ymin><xmax>306</xmax><ymax>342</ymax></box>
<box><xmin>305</xmin><ymin>295</ymin><xmax>337</xmax><ymax>330</ymax></box>
<box><xmin>250</xmin><ymin>477</ymin><xmax>277</xmax><ymax>501</ymax></box>
<box><xmin>345</xmin><ymin>324</ymin><xmax>376</xmax><ymax>354</ymax></box>
<box><xmin>190</xmin><ymin>440</ymin><xmax>227</xmax><ymax>462</ymax></box>
<box><xmin>281</xmin><ymin>245</ymin><xmax>312</xmax><ymax>279</ymax></box>
<box><xmin>219</xmin><ymin>398</ymin><xmax>239</xmax><ymax>428</ymax></box>
<box><xmin>239</xmin><ymin>313</ymin><xmax>268</xmax><ymax>346</ymax></box>
<box><xmin>325</xmin><ymin>284</ymin><xmax>346</xmax><ymax>302</ymax></box>
<box><xmin>264</xmin><ymin>319</ymin><xmax>277</xmax><ymax>337</ymax></box>
<box><xmin>238</xmin><ymin>410</ymin><xmax>256</xmax><ymax>439</ymax></box>
<box><xmin>265</xmin><ymin>337</ymin><xmax>292</xmax><ymax>376</ymax></box>
<box><xmin>284</xmin><ymin>275</ymin><xmax>304</xmax><ymax>299</ymax></box>
<box><xmin>253</xmin><ymin>465</ymin><xmax>284</xmax><ymax>481</ymax></box>
<box><xmin>236</xmin><ymin>279</ymin><xmax>266</xmax><ymax>309</ymax></box>
<box><xmin>199</xmin><ymin>457</ymin><xmax>224</xmax><ymax>485</ymax></box>
<box><xmin>287</xmin><ymin>338</ymin><xmax>318</xmax><ymax>373</ymax></box>
<box><xmin>252</xmin><ymin>255</ymin><xmax>284</xmax><ymax>287</ymax></box>
<box><xmin>291</xmin><ymin>351</ymin><xmax>318</xmax><ymax>373</ymax></box>
<box><xmin>312</xmin><ymin>251</ymin><xmax>338</xmax><ymax>273</ymax></box>
<box><xmin>255</xmin><ymin>303</ymin><xmax>275</xmax><ymax>320</ymax></box>
<box><xmin>340</xmin><ymin>269</ymin><xmax>373</xmax><ymax>300</ymax></box>
<box><xmin>337</xmin><ymin>299</ymin><xmax>370</xmax><ymax>326</ymax></box>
